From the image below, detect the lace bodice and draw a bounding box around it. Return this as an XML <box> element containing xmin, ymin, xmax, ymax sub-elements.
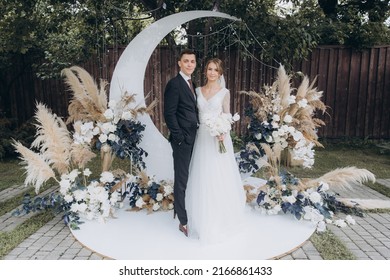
<box><xmin>196</xmin><ymin>87</ymin><xmax>230</xmax><ymax>123</ymax></box>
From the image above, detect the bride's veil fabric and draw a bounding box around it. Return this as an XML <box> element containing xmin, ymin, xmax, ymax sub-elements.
<box><xmin>219</xmin><ymin>74</ymin><xmax>226</xmax><ymax>88</ymax></box>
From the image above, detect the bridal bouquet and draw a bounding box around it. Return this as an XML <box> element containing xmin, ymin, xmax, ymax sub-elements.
<box><xmin>203</xmin><ymin>112</ymin><xmax>240</xmax><ymax>153</ymax></box>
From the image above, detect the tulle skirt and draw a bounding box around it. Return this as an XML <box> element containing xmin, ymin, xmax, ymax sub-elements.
<box><xmin>186</xmin><ymin>124</ymin><xmax>247</xmax><ymax>244</ymax></box>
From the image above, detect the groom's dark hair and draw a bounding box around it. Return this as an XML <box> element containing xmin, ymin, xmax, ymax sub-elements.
<box><xmin>178</xmin><ymin>49</ymin><xmax>196</xmax><ymax>60</ymax></box>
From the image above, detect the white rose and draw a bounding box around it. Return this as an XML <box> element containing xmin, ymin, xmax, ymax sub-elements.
<box><xmin>103</xmin><ymin>109</ymin><xmax>114</xmax><ymax>120</ymax></box>
<box><xmin>232</xmin><ymin>113</ymin><xmax>240</xmax><ymax>121</ymax></box>
<box><xmin>309</xmin><ymin>191</ymin><xmax>322</xmax><ymax>204</ymax></box>
<box><xmin>153</xmin><ymin>203</ymin><xmax>161</xmax><ymax>211</ymax></box>
<box><xmin>100</xmin><ymin>171</ymin><xmax>115</xmax><ymax>183</ymax></box>
<box><xmin>108</xmin><ymin>133</ymin><xmax>117</xmax><ymax>142</ymax></box>
<box><xmin>121</xmin><ymin>111</ymin><xmax>132</xmax><ymax>120</ymax></box>
<box><xmin>319</xmin><ymin>181</ymin><xmax>329</xmax><ymax>192</ymax></box>
<box><xmin>255</xmin><ymin>133</ymin><xmax>262</xmax><ymax>140</ymax></box>
<box><xmin>156</xmin><ymin>193</ymin><xmax>163</xmax><ymax>202</ymax></box>
<box><xmin>99</xmin><ymin>134</ymin><xmax>108</xmax><ymax>143</ymax></box>
<box><xmin>283</xmin><ymin>114</ymin><xmax>293</xmax><ymax>123</ymax></box>
<box><xmin>273</xmin><ymin>114</ymin><xmax>280</xmax><ymax>122</ymax></box>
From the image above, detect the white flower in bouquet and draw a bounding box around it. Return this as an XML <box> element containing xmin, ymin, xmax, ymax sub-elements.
<box><xmin>334</xmin><ymin>219</ymin><xmax>347</xmax><ymax>228</ymax></box>
<box><xmin>283</xmin><ymin>114</ymin><xmax>293</xmax><ymax>123</ymax></box>
<box><xmin>59</xmin><ymin>179</ymin><xmax>71</xmax><ymax>194</ymax></box>
<box><xmin>156</xmin><ymin>193</ymin><xmax>163</xmax><ymax>202</ymax></box>
<box><xmin>284</xmin><ymin>195</ymin><xmax>296</xmax><ymax>204</ymax></box>
<box><xmin>103</xmin><ymin>108</ymin><xmax>114</xmax><ymax>120</ymax></box>
<box><xmin>297</xmin><ymin>98</ymin><xmax>308</xmax><ymax>108</ymax></box>
<box><xmin>303</xmin><ymin>206</ymin><xmax>324</xmax><ymax>223</ymax></box>
<box><xmin>83</xmin><ymin>168</ymin><xmax>92</xmax><ymax>177</ymax></box>
<box><xmin>136</xmin><ymin>197</ymin><xmax>146</xmax><ymax>208</ymax></box>
<box><xmin>203</xmin><ymin>112</ymin><xmax>239</xmax><ymax>153</ymax></box>
<box><xmin>267</xmin><ymin>204</ymin><xmax>281</xmax><ymax>215</ymax></box>
<box><xmin>272</xmin><ymin>114</ymin><xmax>280</xmax><ymax>122</ymax></box>
<box><xmin>345</xmin><ymin>215</ymin><xmax>356</xmax><ymax>225</ymax></box>
<box><xmin>316</xmin><ymin>220</ymin><xmax>326</xmax><ymax>232</ymax></box>
<box><xmin>73</xmin><ymin>189</ymin><xmax>87</xmax><ymax>202</ymax></box>
<box><xmin>64</xmin><ymin>194</ymin><xmax>73</xmax><ymax>203</ymax></box>
<box><xmin>309</xmin><ymin>191</ymin><xmax>322</xmax><ymax>204</ymax></box>
<box><xmin>319</xmin><ymin>181</ymin><xmax>329</xmax><ymax>192</ymax></box>
<box><xmin>99</xmin><ymin>134</ymin><xmax>108</xmax><ymax>143</ymax></box>
<box><xmin>287</xmin><ymin>95</ymin><xmax>296</xmax><ymax>105</ymax></box>
<box><xmin>255</xmin><ymin>133</ymin><xmax>262</xmax><ymax>140</ymax></box>
<box><xmin>108</xmin><ymin>133</ymin><xmax>117</xmax><ymax>142</ymax></box>
<box><xmin>153</xmin><ymin>203</ymin><xmax>161</xmax><ymax>211</ymax></box>
<box><xmin>164</xmin><ymin>185</ymin><xmax>174</xmax><ymax>195</ymax></box>
<box><xmin>168</xmin><ymin>203</ymin><xmax>174</xmax><ymax>210</ymax></box>
<box><xmin>100</xmin><ymin>171</ymin><xmax>114</xmax><ymax>183</ymax></box>
<box><xmin>121</xmin><ymin>111</ymin><xmax>133</xmax><ymax>120</ymax></box>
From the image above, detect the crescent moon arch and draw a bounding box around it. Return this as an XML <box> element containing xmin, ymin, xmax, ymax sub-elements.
<box><xmin>109</xmin><ymin>11</ymin><xmax>239</xmax><ymax>180</ymax></box>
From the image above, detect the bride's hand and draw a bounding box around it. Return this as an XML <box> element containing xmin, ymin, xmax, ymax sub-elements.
<box><xmin>217</xmin><ymin>134</ymin><xmax>225</xmax><ymax>141</ymax></box>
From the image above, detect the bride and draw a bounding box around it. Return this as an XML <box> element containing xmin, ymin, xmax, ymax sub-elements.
<box><xmin>185</xmin><ymin>58</ymin><xmax>247</xmax><ymax>244</ymax></box>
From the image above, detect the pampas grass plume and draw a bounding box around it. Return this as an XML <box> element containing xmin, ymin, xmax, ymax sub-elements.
<box><xmin>12</xmin><ymin>140</ymin><xmax>56</xmax><ymax>194</ymax></box>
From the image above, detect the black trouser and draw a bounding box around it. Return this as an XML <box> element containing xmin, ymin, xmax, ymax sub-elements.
<box><xmin>171</xmin><ymin>127</ymin><xmax>197</xmax><ymax>226</ymax></box>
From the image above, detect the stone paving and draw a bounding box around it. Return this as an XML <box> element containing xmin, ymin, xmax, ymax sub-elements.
<box><xmin>2</xmin><ymin>180</ymin><xmax>390</xmax><ymax>260</ymax></box>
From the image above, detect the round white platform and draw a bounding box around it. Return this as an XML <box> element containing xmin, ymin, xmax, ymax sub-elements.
<box><xmin>71</xmin><ymin>205</ymin><xmax>316</xmax><ymax>260</ymax></box>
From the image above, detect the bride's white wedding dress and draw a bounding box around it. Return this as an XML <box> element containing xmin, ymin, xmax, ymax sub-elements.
<box><xmin>186</xmin><ymin>87</ymin><xmax>247</xmax><ymax>244</ymax></box>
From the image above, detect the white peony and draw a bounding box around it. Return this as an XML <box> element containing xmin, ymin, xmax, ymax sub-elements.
<box><xmin>100</xmin><ymin>171</ymin><xmax>115</xmax><ymax>183</ymax></box>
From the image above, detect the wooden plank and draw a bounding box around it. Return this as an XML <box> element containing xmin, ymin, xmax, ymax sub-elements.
<box><xmin>374</xmin><ymin>47</ymin><xmax>386</xmax><ymax>138</ymax></box>
<box><xmin>356</xmin><ymin>50</ymin><xmax>369</xmax><ymax>138</ymax></box>
<box><xmin>364</xmin><ymin>48</ymin><xmax>379</xmax><ymax>138</ymax></box>
<box><xmin>317</xmin><ymin>47</ymin><xmax>330</xmax><ymax>138</ymax></box>
<box><xmin>381</xmin><ymin>47</ymin><xmax>390</xmax><ymax>138</ymax></box>
<box><xmin>335</xmin><ymin>48</ymin><xmax>350</xmax><ymax>137</ymax></box>
<box><xmin>325</xmin><ymin>48</ymin><xmax>338</xmax><ymax>138</ymax></box>
<box><xmin>346</xmin><ymin>49</ymin><xmax>361</xmax><ymax>137</ymax></box>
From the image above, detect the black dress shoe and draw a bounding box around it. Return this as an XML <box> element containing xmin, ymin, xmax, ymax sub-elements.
<box><xmin>179</xmin><ymin>224</ymin><xmax>188</xmax><ymax>237</ymax></box>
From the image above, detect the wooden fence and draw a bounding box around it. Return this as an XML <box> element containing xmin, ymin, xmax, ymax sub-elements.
<box><xmin>1</xmin><ymin>45</ymin><xmax>389</xmax><ymax>139</ymax></box>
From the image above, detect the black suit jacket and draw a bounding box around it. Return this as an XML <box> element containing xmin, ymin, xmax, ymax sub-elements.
<box><xmin>164</xmin><ymin>74</ymin><xmax>199</xmax><ymax>145</ymax></box>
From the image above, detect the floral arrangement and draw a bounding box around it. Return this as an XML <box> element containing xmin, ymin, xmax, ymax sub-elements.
<box><xmin>126</xmin><ymin>171</ymin><xmax>174</xmax><ymax>213</ymax></box>
<box><xmin>12</xmin><ymin>66</ymin><xmax>155</xmax><ymax>228</ymax></box>
<box><xmin>238</xmin><ymin>65</ymin><xmax>327</xmax><ymax>173</ymax></box>
<box><xmin>245</xmin><ymin>143</ymin><xmax>376</xmax><ymax>232</ymax></box>
<box><xmin>63</xmin><ymin>66</ymin><xmax>155</xmax><ymax>172</ymax></box>
<box><xmin>202</xmin><ymin>112</ymin><xmax>240</xmax><ymax>153</ymax></box>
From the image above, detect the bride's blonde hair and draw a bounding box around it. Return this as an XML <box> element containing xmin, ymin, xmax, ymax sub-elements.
<box><xmin>204</xmin><ymin>58</ymin><xmax>224</xmax><ymax>77</ymax></box>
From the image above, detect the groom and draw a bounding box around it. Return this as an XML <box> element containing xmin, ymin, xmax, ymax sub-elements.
<box><xmin>163</xmin><ymin>49</ymin><xmax>198</xmax><ymax>237</ymax></box>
